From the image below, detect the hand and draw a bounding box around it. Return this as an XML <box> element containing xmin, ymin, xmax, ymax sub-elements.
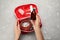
<box><xmin>31</xmin><ymin>15</ymin><xmax>41</xmax><ymax>29</ymax></box>
<box><xmin>31</xmin><ymin>15</ymin><xmax>44</xmax><ymax>40</ymax></box>
<box><xmin>14</xmin><ymin>20</ymin><xmax>21</xmax><ymax>40</ymax></box>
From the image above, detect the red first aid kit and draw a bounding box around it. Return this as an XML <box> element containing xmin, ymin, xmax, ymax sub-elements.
<box><xmin>15</xmin><ymin>4</ymin><xmax>38</xmax><ymax>20</ymax></box>
<box><xmin>14</xmin><ymin>4</ymin><xmax>42</xmax><ymax>33</ymax></box>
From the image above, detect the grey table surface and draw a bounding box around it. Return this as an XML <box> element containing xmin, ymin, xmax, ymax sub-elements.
<box><xmin>0</xmin><ymin>0</ymin><xmax>60</xmax><ymax>40</ymax></box>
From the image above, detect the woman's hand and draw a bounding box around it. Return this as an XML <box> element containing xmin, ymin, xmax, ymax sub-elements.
<box><xmin>31</xmin><ymin>15</ymin><xmax>44</xmax><ymax>40</ymax></box>
<box><xmin>14</xmin><ymin>20</ymin><xmax>21</xmax><ymax>40</ymax></box>
<box><xmin>31</xmin><ymin>15</ymin><xmax>41</xmax><ymax>29</ymax></box>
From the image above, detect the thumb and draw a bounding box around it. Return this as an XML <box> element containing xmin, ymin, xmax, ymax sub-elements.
<box><xmin>30</xmin><ymin>20</ymin><xmax>35</xmax><ymax>27</ymax></box>
<box><xmin>31</xmin><ymin>20</ymin><xmax>34</xmax><ymax>24</ymax></box>
<box><xmin>17</xmin><ymin>21</ymin><xmax>20</xmax><ymax>30</ymax></box>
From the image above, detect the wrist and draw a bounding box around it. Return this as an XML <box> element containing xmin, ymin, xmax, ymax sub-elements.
<box><xmin>33</xmin><ymin>25</ymin><xmax>40</xmax><ymax>29</ymax></box>
<box><xmin>34</xmin><ymin>26</ymin><xmax>42</xmax><ymax>33</ymax></box>
<box><xmin>15</xmin><ymin>35</ymin><xmax>20</xmax><ymax>40</ymax></box>
<box><xmin>15</xmin><ymin>37</ymin><xmax>19</xmax><ymax>40</ymax></box>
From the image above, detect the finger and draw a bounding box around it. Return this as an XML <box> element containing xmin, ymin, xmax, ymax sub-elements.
<box><xmin>37</xmin><ymin>15</ymin><xmax>40</xmax><ymax>19</ymax></box>
<box><xmin>15</xmin><ymin>19</ymin><xmax>18</xmax><ymax>26</ymax></box>
<box><xmin>38</xmin><ymin>15</ymin><xmax>41</xmax><ymax>22</ymax></box>
<box><xmin>17</xmin><ymin>21</ymin><xmax>19</xmax><ymax>26</ymax></box>
<box><xmin>36</xmin><ymin>15</ymin><xmax>41</xmax><ymax>22</ymax></box>
<box><xmin>30</xmin><ymin>20</ymin><xmax>34</xmax><ymax>24</ymax></box>
<box><xmin>30</xmin><ymin>20</ymin><xmax>35</xmax><ymax>27</ymax></box>
<box><xmin>31</xmin><ymin>20</ymin><xmax>34</xmax><ymax>25</ymax></box>
<box><xmin>17</xmin><ymin>21</ymin><xmax>21</xmax><ymax>30</ymax></box>
<box><xmin>17</xmin><ymin>25</ymin><xmax>20</xmax><ymax>30</ymax></box>
<box><xmin>36</xmin><ymin>15</ymin><xmax>39</xmax><ymax>22</ymax></box>
<box><xmin>14</xmin><ymin>20</ymin><xmax>18</xmax><ymax>30</ymax></box>
<box><xmin>38</xmin><ymin>15</ymin><xmax>41</xmax><ymax>23</ymax></box>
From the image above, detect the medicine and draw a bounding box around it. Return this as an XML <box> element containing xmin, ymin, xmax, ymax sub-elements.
<box><xmin>22</xmin><ymin>22</ymin><xmax>30</xmax><ymax>27</ymax></box>
<box><xmin>20</xmin><ymin>18</ymin><xmax>33</xmax><ymax>31</ymax></box>
<box><xmin>31</xmin><ymin>9</ymin><xmax>36</xmax><ymax>20</ymax></box>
